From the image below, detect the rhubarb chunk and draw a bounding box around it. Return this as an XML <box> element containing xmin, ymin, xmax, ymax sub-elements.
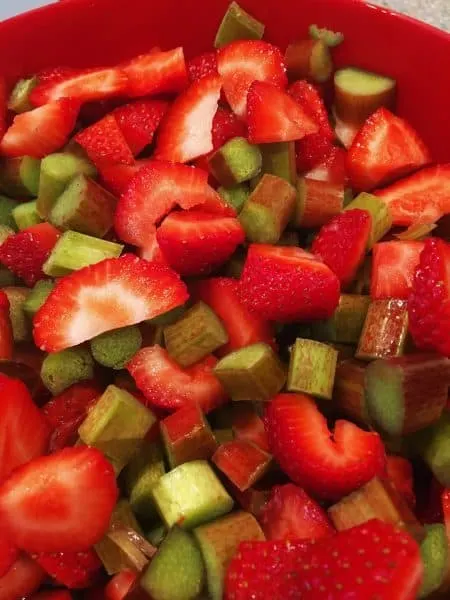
<box><xmin>218</xmin><ymin>184</ymin><xmax>249</xmax><ymax>214</ymax></box>
<box><xmin>0</xmin><ymin>156</ymin><xmax>41</xmax><ymax>198</ymax></box>
<box><xmin>208</xmin><ymin>137</ymin><xmax>262</xmax><ymax>187</ymax></box>
<box><xmin>3</xmin><ymin>287</ymin><xmax>31</xmax><ymax>341</ymax></box>
<box><xmin>91</xmin><ymin>325</ymin><xmax>142</xmax><ymax>370</ymax></box>
<box><xmin>239</xmin><ymin>174</ymin><xmax>296</xmax><ymax>243</ymax></box>
<box><xmin>8</xmin><ymin>77</ymin><xmax>37</xmax><ymax>113</ymax></box>
<box><xmin>214</xmin><ymin>2</ymin><xmax>265</xmax><ymax>48</ymax></box>
<box><xmin>49</xmin><ymin>174</ymin><xmax>116</xmax><ymax>237</ymax></box>
<box><xmin>261</xmin><ymin>142</ymin><xmax>297</xmax><ymax>185</ymax></box>
<box><xmin>212</xmin><ymin>440</ymin><xmax>272</xmax><ymax>491</ymax></box>
<box><xmin>311</xmin><ymin>294</ymin><xmax>370</xmax><ymax>345</ymax></box>
<box><xmin>214</xmin><ymin>342</ymin><xmax>286</xmax><ymax>402</ymax></box>
<box><xmin>365</xmin><ymin>354</ymin><xmax>450</xmax><ymax>436</ymax></box>
<box><xmin>12</xmin><ymin>201</ymin><xmax>42</xmax><ymax>230</ymax></box>
<box><xmin>41</xmin><ymin>347</ymin><xmax>94</xmax><ymax>395</ymax></box>
<box><xmin>287</xmin><ymin>338</ymin><xmax>338</xmax><ymax>400</ymax></box>
<box><xmin>164</xmin><ymin>302</ymin><xmax>228</xmax><ymax>368</ymax></box>
<box><xmin>344</xmin><ymin>192</ymin><xmax>392</xmax><ymax>248</ymax></box>
<box><xmin>295</xmin><ymin>178</ymin><xmax>344</xmax><ymax>228</ymax></box>
<box><xmin>285</xmin><ymin>39</ymin><xmax>332</xmax><ymax>83</ymax></box>
<box><xmin>78</xmin><ymin>385</ymin><xmax>156</xmax><ymax>474</ymax></box>
<box><xmin>419</xmin><ymin>524</ymin><xmax>449</xmax><ymax>598</ymax></box>
<box><xmin>333</xmin><ymin>360</ymin><xmax>371</xmax><ymax>425</ymax></box>
<box><xmin>421</xmin><ymin>413</ymin><xmax>450</xmax><ymax>487</ymax></box>
<box><xmin>356</xmin><ymin>299</ymin><xmax>409</xmax><ymax>361</ymax></box>
<box><xmin>0</xmin><ymin>196</ymin><xmax>18</xmax><ymax>230</ymax></box>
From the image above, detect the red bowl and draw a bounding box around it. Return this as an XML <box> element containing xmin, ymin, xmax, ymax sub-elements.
<box><xmin>0</xmin><ymin>0</ymin><xmax>449</xmax><ymax>161</ymax></box>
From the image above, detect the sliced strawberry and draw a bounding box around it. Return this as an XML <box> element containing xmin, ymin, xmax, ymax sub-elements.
<box><xmin>112</xmin><ymin>99</ymin><xmax>169</xmax><ymax>155</ymax></box>
<box><xmin>240</xmin><ymin>244</ymin><xmax>340</xmax><ymax>322</ymax></box>
<box><xmin>105</xmin><ymin>570</ymin><xmax>137</xmax><ymax>600</ymax></box>
<box><xmin>260</xmin><ymin>483</ymin><xmax>334</xmax><ymax>541</ymax></box>
<box><xmin>443</xmin><ymin>488</ymin><xmax>450</xmax><ymax>537</ymax></box>
<box><xmin>386</xmin><ymin>456</ymin><xmax>416</xmax><ymax>509</ymax></box>
<box><xmin>154</xmin><ymin>74</ymin><xmax>222</xmax><ymax>163</ymax></box>
<box><xmin>33</xmin><ymin>254</ymin><xmax>188</xmax><ymax>353</ymax></box>
<box><xmin>0</xmin><ymin>534</ymin><xmax>18</xmax><ymax>578</ymax></box>
<box><xmin>312</xmin><ymin>209</ymin><xmax>372</xmax><ymax>287</ymax></box>
<box><xmin>247</xmin><ymin>81</ymin><xmax>318</xmax><ymax>144</ymax></box>
<box><xmin>187</xmin><ymin>51</ymin><xmax>218</xmax><ymax>83</ymax></box>
<box><xmin>225</xmin><ymin>520</ymin><xmax>422</xmax><ymax>600</ymax></box>
<box><xmin>34</xmin><ymin>548</ymin><xmax>102</xmax><ymax>589</ymax></box>
<box><xmin>408</xmin><ymin>237</ymin><xmax>450</xmax><ymax>357</ymax></box>
<box><xmin>0</xmin><ymin>374</ymin><xmax>50</xmax><ymax>483</ymax></box>
<box><xmin>0</xmin><ymin>290</ymin><xmax>13</xmax><ymax>360</ymax></box>
<box><xmin>217</xmin><ymin>40</ymin><xmax>287</xmax><ymax>118</ymax></box>
<box><xmin>0</xmin><ymin>223</ymin><xmax>61</xmax><ymax>287</ymax></box>
<box><xmin>138</xmin><ymin>232</ymin><xmax>170</xmax><ymax>266</ymax></box>
<box><xmin>376</xmin><ymin>164</ymin><xmax>450</xmax><ymax>226</ymax></box>
<box><xmin>157</xmin><ymin>210</ymin><xmax>245</xmax><ymax>276</ymax></box>
<box><xmin>296</xmin><ymin>132</ymin><xmax>334</xmax><ymax>173</ymax></box>
<box><xmin>30</xmin><ymin>66</ymin><xmax>128</xmax><ymax>106</ymax></box>
<box><xmin>266</xmin><ymin>393</ymin><xmax>386</xmax><ymax>500</ymax></box>
<box><xmin>74</xmin><ymin>114</ymin><xmax>134</xmax><ymax>166</ymax></box>
<box><xmin>123</xmin><ymin>48</ymin><xmax>188</xmax><ymax>98</ymax></box>
<box><xmin>127</xmin><ymin>345</ymin><xmax>227</xmax><ymax>413</ymax></box>
<box><xmin>0</xmin><ymin>99</ymin><xmax>79</xmax><ymax>158</ymax></box>
<box><xmin>42</xmin><ymin>381</ymin><xmax>102</xmax><ymax>452</ymax></box>
<box><xmin>347</xmin><ymin>107</ymin><xmax>431</xmax><ymax>191</ymax></box>
<box><xmin>0</xmin><ymin>78</ymin><xmax>6</xmax><ymax>139</ymax></box>
<box><xmin>0</xmin><ymin>446</ymin><xmax>118</xmax><ymax>553</ymax></box>
<box><xmin>0</xmin><ymin>554</ymin><xmax>45</xmax><ymax>600</ymax></box>
<box><xmin>115</xmin><ymin>161</ymin><xmax>230</xmax><ymax>248</ymax></box>
<box><xmin>191</xmin><ymin>277</ymin><xmax>274</xmax><ymax>357</ymax></box>
<box><xmin>371</xmin><ymin>240</ymin><xmax>424</xmax><ymax>299</ymax></box>
<box><xmin>306</xmin><ymin>145</ymin><xmax>348</xmax><ymax>186</ymax></box>
<box><xmin>288</xmin><ymin>80</ymin><xmax>334</xmax><ymax>139</ymax></box>
<box><xmin>30</xmin><ymin>591</ymin><xmax>73</xmax><ymax>600</ymax></box>
<box><xmin>98</xmin><ymin>158</ymin><xmax>153</xmax><ymax>196</ymax></box>
<box><xmin>212</xmin><ymin>106</ymin><xmax>247</xmax><ymax>150</ymax></box>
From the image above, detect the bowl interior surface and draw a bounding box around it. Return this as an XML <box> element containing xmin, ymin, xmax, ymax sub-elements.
<box><xmin>0</xmin><ymin>0</ymin><xmax>449</xmax><ymax>161</ymax></box>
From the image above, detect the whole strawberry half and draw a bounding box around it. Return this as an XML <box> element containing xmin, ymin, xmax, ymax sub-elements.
<box><xmin>75</xmin><ymin>114</ymin><xmax>135</xmax><ymax>167</ymax></box>
<box><xmin>33</xmin><ymin>548</ymin><xmax>102</xmax><ymax>589</ymax></box>
<box><xmin>123</xmin><ymin>47</ymin><xmax>188</xmax><ymax>98</ymax></box>
<box><xmin>371</xmin><ymin>240</ymin><xmax>424</xmax><ymax>300</ymax></box>
<box><xmin>408</xmin><ymin>237</ymin><xmax>450</xmax><ymax>357</ymax></box>
<box><xmin>265</xmin><ymin>393</ymin><xmax>386</xmax><ymax>500</ymax></box>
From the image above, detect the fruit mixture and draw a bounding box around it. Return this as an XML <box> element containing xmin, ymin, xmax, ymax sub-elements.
<box><xmin>0</xmin><ymin>2</ymin><xmax>450</xmax><ymax>599</ymax></box>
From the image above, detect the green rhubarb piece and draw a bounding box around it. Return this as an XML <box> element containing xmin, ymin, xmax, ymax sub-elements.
<box><xmin>208</xmin><ymin>137</ymin><xmax>262</xmax><ymax>188</ymax></box>
<box><xmin>0</xmin><ymin>197</ymin><xmax>18</xmax><ymax>230</ymax></box>
<box><xmin>311</xmin><ymin>294</ymin><xmax>371</xmax><ymax>344</ymax></box>
<box><xmin>146</xmin><ymin>524</ymin><xmax>167</xmax><ymax>547</ymax></box>
<box><xmin>0</xmin><ymin>157</ymin><xmax>41</xmax><ymax>198</ymax></box>
<box><xmin>41</xmin><ymin>347</ymin><xmax>94</xmax><ymax>395</ymax></box>
<box><xmin>151</xmin><ymin>460</ymin><xmax>234</xmax><ymax>530</ymax></box>
<box><xmin>334</xmin><ymin>359</ymin><xmax>371</xmax><ymax>424</ymax></box>
<box><xmin>287</xmin><ymin>338</ymin><xmax>338</xmax><ymax>400</ymax></box>
<box><xmin>218</xmin><ymin>184</ymin><xmax>249</xmax><ymax>214</ymax></box>
<box><xmin>419</xmin><ymin>524</ymin><xmax>449</xmax><ymax>598</ymax></box>
<box><xmin>421</xmin><ymin>413</ymin><xmax>450</xmax><ymax>487</ymax></box>
<box><xmin>49</xmin><ymin>174</ymin><xmax>117</xmax><ymax>237</ymax></box>
<box><xmin>23</xmin><ymin>280</ymin><xmax>54</xmax><ymax>318</ymax></box>
<box><xmin>365</xmin><ymin>355</ymin><xmax>450</xmax><ymax>437</ymax></box>
<box><xmin>43</xmin><ymin>230</ymin><xmax>123</xmax><ymax>277</ymax></box>
<box><xmin>214</xmin><ymin>1</ymin><xmax>265</xmax><ymax>48</ymax></box>
<box><xmin>343</xmin><ymin>188</ymin><xmax>354</xmax><ymax>207</ymax></box>
<box><xmin>78</xmin><ymin>384</ymin><xmax>156</xmax><ymax>474</ymax></box>
<box><xmin>213</xmin><ymin>428</ymin><xmax>235</xmax><ymax>444</ymax></box>
<box><xmin>356</xmin><ymin>299</ymin><xmax>409</xmax><ymax>361</ymax></box>
<box><xmin>124</xmin><ymin>441</ymin><xmax>166</xmax><ymax>523</ymax></box>
<box><xmin>139</xmin><ymin>526</ymin><xmax>205</xmax><ymax>600</ymax></box>
<box><xmin>3</xmin><ymin>287</ymin><xmax>31</xmax><ymax>341</ymax></box>
<box><xmin>91</xmin><ymin>325</ymin><xmax>142</xmax><ymax>370</ymax></box>
<box><xmin>344</xmin><ymin>192</ymin><xmax>392</xmax><ymax>248</ymax></box>
<box><xmin>309</xmin><ymin>24</ymin><xmax>344</xmax><ymax>47</ymax></box>
<box><xmin>239</xmin><ymin>174</ymin><xmax>296</xmax><ymax>244</ymax></box>
<box><xmin>0</xmin><ymin>225</ymin><xmax>14</xmax><ymax>245</ymax></box>
<box><xmin>164</xmin><ymin>302</ymin><xmax>228</xmax><ymax>368</ymax></box>
<box><xmin>37</xmin><ymin>152</ymin><xmax>97</xmax><ymax>218</ymax></box>
<box><xmin>395</xmin><ymin>223</ymin><xmax>436</xmax><ymax>241</ymax></box>
<box><xmin>260</xmin><ymin>142</ymin><xmax>297</xmax><ymax>185</ymax></box>
<box><xmin>12</xmin><ymin>200</ymin><xmax>42</xmax><ymax>230</ymax></box>
<box><xmin>0</xmin><ymin>268</ymin><xmax>17</xmax><ymax>288</ymax></box>
<box><xmin>147</xmin><ymin>305</ymin><xmax>186</xmax><ymax>328</ymax></box>
<box><xmin>294</xmin><ymin>178</ymin><xmax>344</xmax><ymax>229</ymax></box>
<box><xmin>194</xmin><ymin>511</ymin><xmax>265</xmax><ymax>600</ymax></box>
<box><xmin>214</xmin><ymin>342</ymin><xmax>286</xmax><ymax>402</ymax></box>
<box><xmin>8</xmin><ymin>77</ymin><xmax>37</xmax><ymax>113</ymax></box>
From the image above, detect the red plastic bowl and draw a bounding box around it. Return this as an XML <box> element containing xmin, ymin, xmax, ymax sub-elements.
<box><xmin>0</xmin><ymin>0</ymin><xmax>449</xmax><ymax>161</ymax></box>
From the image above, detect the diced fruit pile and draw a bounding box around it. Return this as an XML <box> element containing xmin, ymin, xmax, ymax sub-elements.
<box><xmin>1</xmin><ymin>2</ymin><xmax>450</xmax><ymax>599</ymax></box>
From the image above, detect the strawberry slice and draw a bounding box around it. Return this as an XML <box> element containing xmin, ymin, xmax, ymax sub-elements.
<box><xmin>154</xmin><ymin>74</ymin><xmax>222</xmax><ymax>163</ymax></box>
<box><xmin>105</xmin><ymin>570</ymin><xmax>137</xmax><ymax>600</ymax></box>
<box><xmin>0</xmin><ymin>290</ymin><xmax>13</xmax><ymax>361</ymax></box>
<box><xmin>42</xmin><ymin>381</ymin><xmax>102</xmax><ymax>452</ymax></box>
<box><xmin>371</xmin><ymin>240</ymin><xmax>424</xmax><ymax>300</ymax></box>
<box><xmin>127</xmin><ymin>345</ymin><xmax>227</xmax><ymax>413</ymax></box>
<box><xmin>75</xmin><ymin>114</ymin><xmax>134</xmax><ymax>166</ymax></box>
<box><xmin>98</xmin><ymin>158</ymin><xmax>153</xmax><ymax>196</ymax></box>
<box><xmin>266</xmin><ymin>393</ymin><xmax>386</xmax><ymax>500</ymax></box>
<box><xmin>240</xmin><ymin>244</ymin><xmax>340</xmax><ymax>322</ymax></box>
<box><xmin>217</xmin><ymin>40</ymin><xmax>287</xmax><ymax>118</ymax></box>
<box><xmin>123</xmin><ymin>48</ymin><xmax>188</xmax><ymax>98</ymax></box>
<box><xmin>386</xmin><ymin>456</ymin><xmax>416</xmax><ymax>509</ymax></box>
<box><xmin>376</xmin><ymin>164</ymin><xmax>450</xmax><ymax>226</ymax></box>
<box><xmin>306</xmin><ymin>146</ymin><xmax>348</xmax><ymax>186</ymax></box>
<box><xmin>247</xmin><ymin>81</ymin><xmax>318</xmax><ymax>144</ymax></box>
<box><xmin>0</xmin><ymin>374</ymin><xmax>50</xmax><ymax>483</ymax></box>
<box><xmin>347</xmin><ymin>107</ymin><xmax>431</xmax><ymax>192</ymax></box>
<box><xmin>0</xmin><ymin>223</ymin><xmax>61</xmax><ymax>287</ymax></box>
<box><xmin>443</xmin><ymin>489</ymin><xmax>450</xmax><ymax>537</ymax></box>
<box><xmin>156</xmin><ymin>210</ymin><xmax>245</xmax><ymax>276</ymax></box>
<box><xmin>33</xmin><ymin>254</ymin><xmax>188</xmax><ymax>353</ymax></box>
<box><xmin>260</xmin><ymin>483</ymin><xmax>334</xmax><ymax>541</ymax></box>
<box><xmin>0</xmin><ymin>554</ymin><xmax>45</xmax><ymax>600</ymax></box>
<box><xmin>112</xmin><ymin>99</ymin><xmax>169</xmax><ymax>156</ymax></box>
<box><xmin>187</xmin><ymin>51</ymin><xmax>218</xmax><ymax>83</ymax></box>
<box><xmin>0</xmin><ymin>446</ymin><xmax>118</xmax><ymax>553</ymax></box>
<box><xmin>0</xmin><ymin>535</ymin><xmax>18</xmax><ymax>578</ymax></box>
<box><xmin>115</xmin><ymin>161</ymin><xmax>231</xmax><ymax>248</ymax></box>
<box><xmin>296</xmin><ymin>132</ymin><xmax>334</xmax><ymax>173</ymax></box>
<box><xmin>212</xmin><ymin>106</ymin><xmax>247</xmax><ymax>150</ymax></box>
<box><xmin>288</xmin><ymin>80</ymin><xmax>334</xmax><ymax>139</ymax></box>
<box><xmin>0</xmin><ymin>78</ymin><xmax>6</xmax><ymax>139</ymax></box>
<box><xmin>138</xmin><ymin>232</ymin><xmax>170</xmax><ymax>266</ymax></box>
<box><xmin>225</xmin><ymin>520</ymin><xmax>422</xmax><ymax>600</ymax></box>
<box><xmin>0</xmin><ymin>99</ymin><xmax>79</xmax><ymax>158</ymax></box>
<box><xmin>191</xmin><ymin>277</ymin><xmax>275</xmax><ymax>357</ymax></box>
<box><xmin>30</xmin><ymin>66</ymin><xmax>128</xmax><ymax>106</ymax></box>
<box><xmin>312</xmin><ymin>209</ymin><xmax>372</xmax><ymax>287</ymax></box>
<box><xmin>33</xmin><ymin>548</ymin><xmax>102</xmax><ymax>589</ymax></box>
<box><xmin>408</xmin><ymin>237</ymin><xmax>450</xmax><ymax>357</ymax></box>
